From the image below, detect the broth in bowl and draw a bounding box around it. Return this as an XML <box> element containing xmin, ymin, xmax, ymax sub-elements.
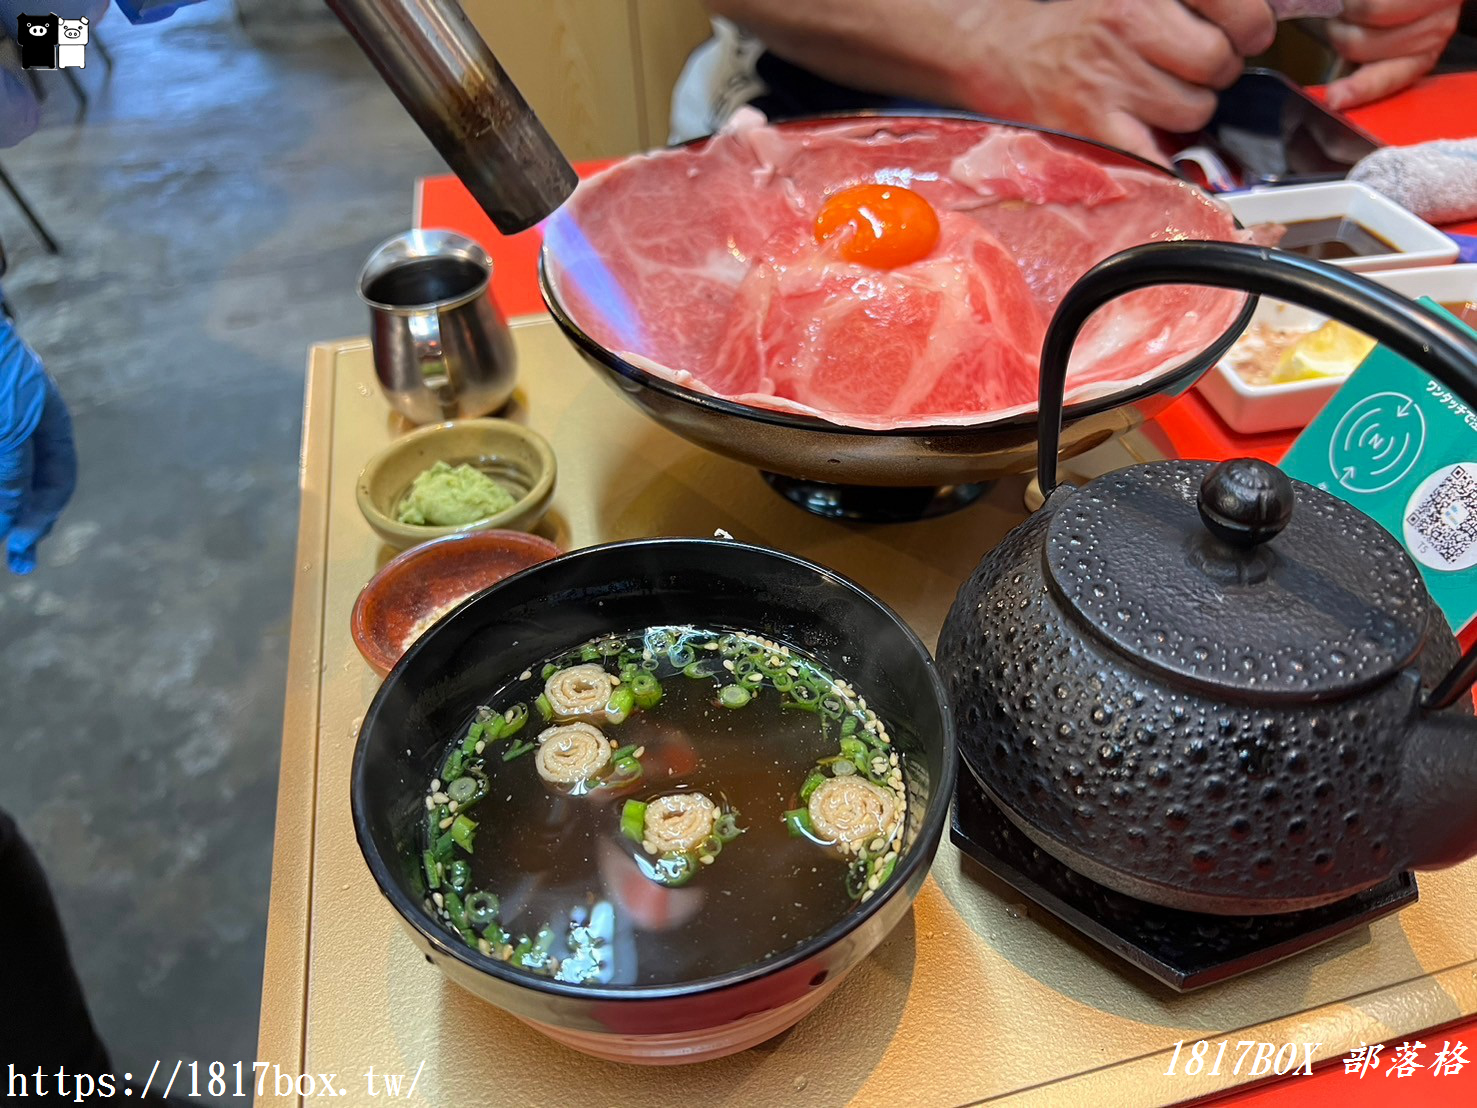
<box><xmin>418</xmin><ymin>625</ymin><xmax>907</xmax><ymax>987</ymax></box>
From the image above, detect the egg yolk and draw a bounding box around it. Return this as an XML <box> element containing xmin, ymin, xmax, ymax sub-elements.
<box><xmin>813</xmin><ymin>184</ymin><xmax>941</xmax><ymax>269</ymax></box>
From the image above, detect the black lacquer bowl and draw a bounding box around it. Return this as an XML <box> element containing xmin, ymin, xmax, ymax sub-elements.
<box><xmin>351</xmin><ymin>538</ymin><xmax>955</xmax><ymax>1063</ymax></box>
<box><xmin>539</xmin><ymin>113</ymin><xmax>1255</xmax><ymax>522</ymax></box>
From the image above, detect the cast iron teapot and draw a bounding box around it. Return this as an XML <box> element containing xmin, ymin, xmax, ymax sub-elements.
<box><xmin>939</xmin><ymin>241</ymin><xmax>1477</xmax><ymax>916</ymax></box>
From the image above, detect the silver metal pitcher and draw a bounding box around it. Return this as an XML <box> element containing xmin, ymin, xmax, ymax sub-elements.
<box><xmin>358</xmin><ymin>230</ymin><xmax>517</xmax><ymax>424</ymax></box>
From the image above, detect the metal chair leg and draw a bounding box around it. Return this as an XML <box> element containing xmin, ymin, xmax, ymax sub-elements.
<box><xmin>0</xmin><ymin>163</ymin><xmax>61</xmax><ymax>254</ymax></box>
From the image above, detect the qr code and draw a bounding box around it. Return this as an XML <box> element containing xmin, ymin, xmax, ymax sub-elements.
<box><xmin>1405</xmin><ymin>463</ymin><xmax>1477</xmax><ymax>568</ymax></box>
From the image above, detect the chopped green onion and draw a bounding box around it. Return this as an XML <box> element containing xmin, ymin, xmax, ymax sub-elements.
<box><xmin>771</xmin><ymin>672</ymin><xmax>794</xmax><ymax>693</ymax></box>
<box><xmin>842</xmin><ymin>715</ymin><xmax>859</xmax><ymax>737</ymax></box>
<box><xmin>542</xmin><ymin>662</ymin><xmax>558</xmax><ymax>680</ymax></box>
<box><xmin>422</xmin><ymin>850</ymin><xmax>441</xmax><ymax>890</ymax></box>
<box><xmin>651</xmin><ymin>852</ymin><xmax>695</xmax><ymax>887</ymax></box>
<box><xmin>605</xmin><ymin>686</ymin><xmax>636</xmax><ymax>724</ymax></box>
<box><xmin>446</xmin><ymin>860</ymin><xmax>470</xmax><ymax>892</ymax></box>
<box><xmin>598</xmin><ymin>636</ymin><xmax>625</xmax><ymax>657</ymax></box>
<box><xmin>433</xmin><ymin>831</ymin><xmax>456</xmax><ymax>861</ymax></box>
<box><xmin>618</xmin><ymin>665</ymin><xmax>640</xmax><ymax>684</ymax></box>
<box><xmin>719</xmin><ymin>684</ymin><xmax>752</xmax><ymax>709</ymax></box>
<box><xmin>840</xmin><ymin>737</ymin><xmax>868</xmax><ymax>760</ymax></box>
<box><xmin>787</xmin><ymin>683</ymin><xmax>820</xmax><ymax>709</ymax></box>
<box><xmin>464</xmin><ymin>890</ymin><xmax>500</xmax><ymax>928</ymax></box>
<box><xmin>443</xmin><ymin>750</ymin><xmax>466</xmax><ymax>782</ymax></box>
<box><xmin>535</xmin><ymin>693</ymin><xmax>553</xmax><ymax>721</ymax></box>
<box><xmin>717</xmin><ymin>633</ymin><xmax>740</xmax><ymax>655</ymax></box>
<box><xmin>450</xmin><ymin>814</ymin><xmax>478</xmax><ymax>853</ymax></box>
<box><xmin>741</xmin><ymin>641</ymin><xmax>766</xmax><ymax>659</ymax></box>
<box><xmin>619</xmin><ymin>650</ymin><xmax>643</xmax><ymax>670</ymax></box>
<box><xmin>698</xmin><ymin>833</ymin><xmax>724</xmax><ymax>859</ymax></box>
<box><xmin>501</xmin><ymin>703</ymin><xmax>528</xmax><ymax>738</ymax></box>
<box><xmin>820</xmin><ymin>694</ymin><xmax>846</xmax><ymax>720</ymax></box>
<box><xmin>447</xmin><ymin>776</ymin><xmax>478</xmax><ymax>804</ymax></box>
<box><xmin>874</xmin><ymin>854</ymin><xmax>897</xmax><ymax>887</ymax></box>
<box><xmin>611</xmin><ymin>756</ymin><xmax>643</xmax><ymax>781</ymax></box>
<box><xmin>621</xmin><ymin>800</ymin><xmax>648</xmax><ymax>843</ymax></box>
<box><xmin>783</xmin><ymin>808</ymin><xmax>815</xmax><ymax>837</ymax></box>
<box><xmin>799</xmin><ymin>771</ymin><xmax>827</xmax><ymax>803</ymax></box>
<box><xmin>630</xmin><ymin>673</ymin><xmax>662</xmax><ymax>709</ymax></box>
<box><xmin>669</xmin><ymin>643</ymin><xmax>696</xmax><ymax>669</ymax></box>
<box><xmin>714</xmin><ymin>811</ymin><xmax>743</xmax><ymax>843</ymax></box>
<box><xmin>612</xmin><ymin>744</ymin><xmax>638</xmax><ymax>760</ymax></box>
<box><xmin>733</xmin><ymin>657</ymin><xmax>758</xmax><ymax>678</ymax></box>
<box><xmin>580</xmin><ymin>645</ymin><xmax>602</xmax><ymax>662</ymax></box>
<box><xmin>683</xmin><ymin>660</ymin><xmax>716</xmax><ymax>680</ymax></box>
<box><xmin>845</xmin><ymin>859</ymin><xmax>869</xmax><ymax>899</ymax></box>
<box><xmin>444</xmin><ymin>889</ymin><xmax>468</xmax><ymax>931</ymax></box>
<box><xmin>502</xmin><ymin>739</ymin><xmax>535</xmax><ymax>761</ymax></box>
<box><xmin>639</xmin><ymin>655</ymin><xmax>661</xmax><ymax>672</ymax></box>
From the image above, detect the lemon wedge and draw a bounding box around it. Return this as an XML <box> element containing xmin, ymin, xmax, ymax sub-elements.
<box><xmin>1272</xmin><ymin>321</ymin><xmax>1375</xmax><ymax>383</ymax></box>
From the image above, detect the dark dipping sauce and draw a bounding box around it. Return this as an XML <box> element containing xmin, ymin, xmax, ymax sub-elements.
<box><xmin>421</xmin><ymin>627</ymin><xmax>906</xmax><ymax>988</ymax></box>
<box><xmin>363</xmin><ymin>256</ymin><xmax>486</xmax><ymax>307</ymax></box>
<box><xmin>1279</xmin><ymin>216</ymin><xmax>1397</xmax><ymax>260</ymax></box>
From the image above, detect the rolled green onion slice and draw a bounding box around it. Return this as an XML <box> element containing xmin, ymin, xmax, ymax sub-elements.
<box><xmin>783</xmin><ymin>808</ymin><xmax>814</xmax><ymax>838</ymax></box>
<box><xmin>713</xmin><ymin>811</ymin><xmax>743</xmax><ymax>843</ymax></box>
<box><xmin>799</xmin><ymin>770</ymin><xmax>827</xmax><ymax>803</ymax></box>
<box><xmin>630</xmin><ymin>673</ymin><xmax>662</xmax><ymax>709</ymax></box>
<box><xmin>464</xmin><ymin>890</ymin><xmax>500</xmax><ymax>928</ymax></box>
<box><xmin>447</xmin><ymin>776</ymin><xmax>478</xmax><ymax>805</ymax></box>
<box><xmin>621</xmin><ymin>799</ymin><xmax>648</xmax><ymax>844</ymax></box>
<box><xmin>501</xmin><ymin>703</ymin><xmax>528</xmax><ymax>738</ymax></box>
<box><xmin>718</xmin><ymin>684</ymin><xmax>752</xmax><ymax>709</ymax></box>
<box><xmin>605</xmin><ymin>685</ymin><xmax>636</xmax><ymax>724</ymax></box>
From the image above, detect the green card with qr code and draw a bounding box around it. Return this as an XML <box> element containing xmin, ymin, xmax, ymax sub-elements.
<box><xmin>1280</xmin><ymin>298</ymin><xmax>1477</xmax><ymax>631</ymax></box>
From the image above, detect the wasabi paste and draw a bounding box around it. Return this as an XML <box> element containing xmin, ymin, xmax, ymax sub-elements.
<box><xmin>397</xmin><ymin>461</ymin><xmax>516</xmax><ymax>527</ymax></box>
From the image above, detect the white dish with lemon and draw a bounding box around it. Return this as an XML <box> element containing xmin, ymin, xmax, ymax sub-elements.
<box><xmin>1197</xmin><ymin>265</ymin><xmax>1477</xmax><ymax>435</ymax></box>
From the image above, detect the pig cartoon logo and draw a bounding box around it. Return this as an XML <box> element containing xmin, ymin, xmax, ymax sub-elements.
<box><xmin>16</xmin><ymin>13</ymin><xmax>59</xmax><ymax>70</ymax></box>
<box><xmin>58</xmin><ymin>16</ymin><xmax>88</xmax><ymax>68</ymax></box>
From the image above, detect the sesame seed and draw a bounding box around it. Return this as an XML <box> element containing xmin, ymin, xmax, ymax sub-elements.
<box><xmin>430</xmin><ymin>779</ymin><xmax>441</xmax><ymax>792</ymax></box>
<box><xmin>475</xmin><ymin>741</ymin><xmax>486</xmax><ymax>754</ymax></box>
<box><xmin>424</xmin><ymin>796</ymin><xmax>435</xmax><ymax>811</ymax></box>
<box><xmin>861</xmin><ymin>889</ymin><xmax>874</xmax><ymax>902</ymax></box>
<box><xmin>704</xmin><ymin>642</ymin><xmax>720</xmax><ymax>650</ymax></box>
<box><xmin>633</xmin><ymin>746</ymin><xmax>645</xmax><ymax>758</ymax></box>
<box><xmin>448</xmin><ymin>801</ymin><xmax>459</xmax><ymax>813</ymax></box>
<box><xmin>869</xmin><ymin>837</ymin><xmax>885</xmax><ymax>852</ymax></box>
<box><xmin>867</xmin><ymin>875</ymin><xmax>881</xmax><ymax>891</ymax></box>
<box><xmin>890</xmin><ymin>753</ymin><xmax>899</xmax><ymax>766</ymax></box>
<box><xmin>432</xmin><ymin>892</ymin><xmax>444</xmax><ymax>908</ymax></box>
<box><xmin>723</xmin><ymin>660</ymin><xmax>735</xmax><ymax>671</ymax></box>
<box><xmin>700</xmin><ymin>855</ymin><xmax>715</xmax><ymax>865</ymax></box>
<box><xmin>478</xmin><ymin>938</ymin><xmax>492</xmax><ymax>956</ymax></box>
<box><xmin>431</xmin><ymin>791</ymin><xmax>449</xmax><ymax>805</ymax></box>
<box><xmin>439</xmin><ymin>817</ymin><xmax>454</xmax><ymax>829</ymax></box>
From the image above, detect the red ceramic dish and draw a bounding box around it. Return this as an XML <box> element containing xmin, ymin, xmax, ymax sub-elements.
<box><xmin>351</xmin><ymin>530</ymin><xmax>562</xmax><ymax>676</ymax></box>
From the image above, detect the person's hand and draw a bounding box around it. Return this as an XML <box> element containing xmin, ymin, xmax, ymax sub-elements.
<box><xmin>1324</xmin><ymin>0</ymin><xmax>1462</xmax><ymax>109</ymax></box>
<box><xmin>0</xmin><ymin>320</ymin><xmax>76</xmax><ymax>575</ymax></box>
<box><xmin>967</xmin><ymin>0</ymin><xmax>1278</xmax><ymax>163</ymax></box>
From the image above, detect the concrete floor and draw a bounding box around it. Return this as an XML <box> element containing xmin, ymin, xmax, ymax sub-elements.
<box><xmin>0</xmin><ymin>6</ymin><xmax>443</xmax><ymax>1096</ymax></box>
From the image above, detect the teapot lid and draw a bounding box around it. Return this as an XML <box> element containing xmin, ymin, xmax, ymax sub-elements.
<box><xmin>1045</xmin><ymin>458</ymin><xmax>1428</xmax><ymax>700</ymax></box>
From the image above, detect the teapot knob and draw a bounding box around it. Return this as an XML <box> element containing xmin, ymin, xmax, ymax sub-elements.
<box><xmin>1197</xmin><ymin>459</ymin><xmax>1294</xmax><ymax>548</ymax></box>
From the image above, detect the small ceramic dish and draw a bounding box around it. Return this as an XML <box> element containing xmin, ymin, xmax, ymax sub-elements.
<box><xmin>1218</xmin><ymin>182</ymin><xmax>1458</xmax><ymax>273</ymax></box>
<box><xmin>356</xmin><ymin>419</ymin><xmax>556</xmax><ymax>550</ymax></box>
<box><xmin>350</xmin><ymin>530</ymin><xmax>562</xmax><ymax>676</ymax></box>
<box><xmin>1197</xmin><ymin>264</ymin><xmax>1477</xmax><ymax>435</ymax></box>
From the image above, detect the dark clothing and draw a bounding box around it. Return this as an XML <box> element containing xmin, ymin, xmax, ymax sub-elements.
<box><xmin>748</xmin><ymin>51</ymin><xmax>934</xmax><ymax>122</ymax></box>
<box><xmin>0</xmin><ymin>809</ymin><xmax>113</xmax><ymax>1098</ymax></box>
<box><xmin>17</xmin><ymin>13</ymin><xmax>59</xmax><ymax>70</ymax></box>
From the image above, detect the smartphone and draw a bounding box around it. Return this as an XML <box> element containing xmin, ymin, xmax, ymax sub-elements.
<box><xmin>1195</xmin><ymin>68</ymin><xmax>1381</xmax><ymax>187</ymax></box>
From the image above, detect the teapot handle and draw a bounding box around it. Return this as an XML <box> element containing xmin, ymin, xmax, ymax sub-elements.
<box><xmin>1036</xmin><ymin>240</ymin><xmax>1477</xmax><ymax>708</ymax></box>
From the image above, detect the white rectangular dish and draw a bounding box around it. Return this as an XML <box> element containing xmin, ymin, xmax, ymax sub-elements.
<box><xmin>1195</xmin><ymin>264</ymin><xmax>1477</xmax><ymax>435</ymax></box>
<box><xmin>1219</xmin><ymin>181</ymin><xmax>1459</xmax><ymax>272</ymax></box>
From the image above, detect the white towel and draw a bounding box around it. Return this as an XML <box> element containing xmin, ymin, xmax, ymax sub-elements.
<box><xmin>1351</xmin><ymin>140</ymin><xmax>1477</xmax><ymax>224</ymax></box>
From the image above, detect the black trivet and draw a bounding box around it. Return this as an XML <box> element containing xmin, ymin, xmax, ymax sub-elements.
<box><xmin>951</xmin><ymin>768</ymin><xmax>1418</xmax><ymax>991</ymax></box>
